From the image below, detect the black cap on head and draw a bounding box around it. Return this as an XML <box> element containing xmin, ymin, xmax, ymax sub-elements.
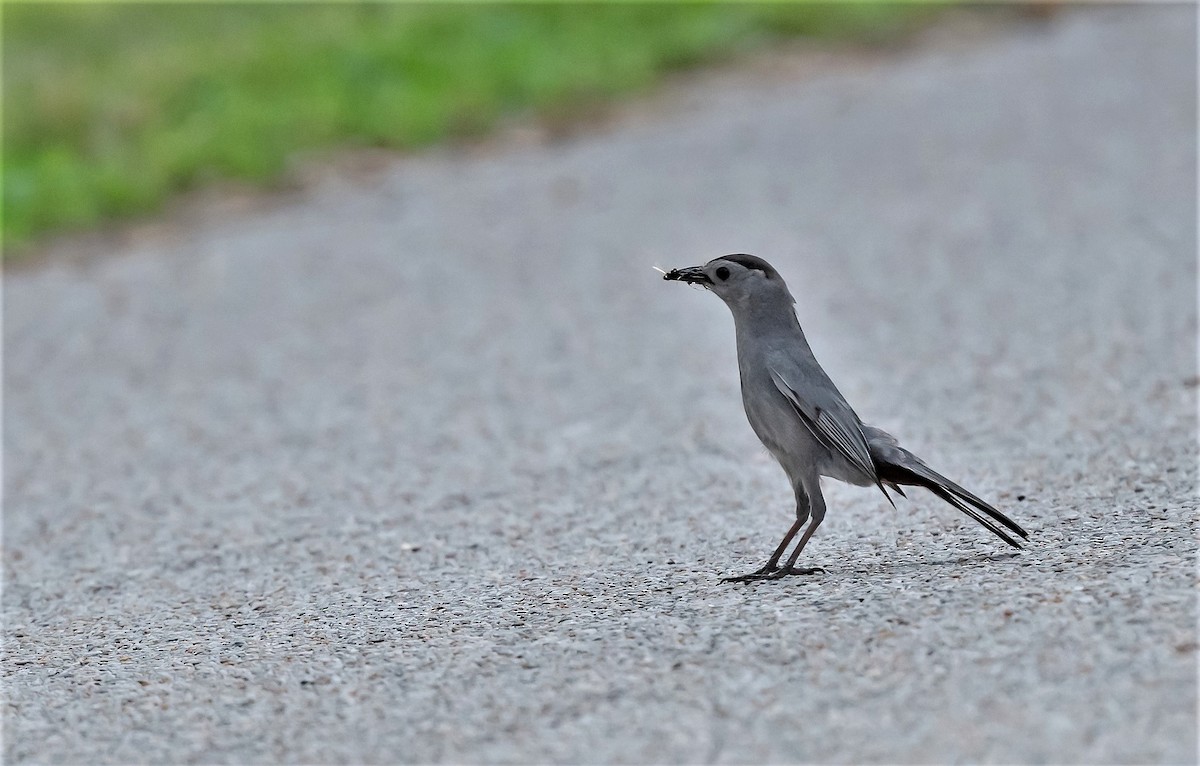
<box><xmin>712</xmin><ymin>253</ymin><xmax>779</xmax><ymax>280</ymax></box>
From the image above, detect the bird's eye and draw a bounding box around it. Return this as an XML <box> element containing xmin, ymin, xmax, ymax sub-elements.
<box><xmin>715</xmin><ymin>266</ymin><xmax>730</xmax><ymax>281</ymax></box>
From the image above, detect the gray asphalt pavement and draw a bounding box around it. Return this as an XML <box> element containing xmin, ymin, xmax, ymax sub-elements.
<box><xmin>4</xmin><ymin>7</ymin><xmax>1196</xmax><ymax>763</ymax></box>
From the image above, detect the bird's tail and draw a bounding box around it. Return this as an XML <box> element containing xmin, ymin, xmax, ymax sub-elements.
<box><xmin>874</xmin><ymin>446</ymin><xmax>1029</xmax><ymax>549</ymax></box>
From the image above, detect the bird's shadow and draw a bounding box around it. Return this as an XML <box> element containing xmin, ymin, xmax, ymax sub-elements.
<box><xmin>863</xmin><ymin>551</ymin><xmax>1024</xmax><ymax>575</ymax></box>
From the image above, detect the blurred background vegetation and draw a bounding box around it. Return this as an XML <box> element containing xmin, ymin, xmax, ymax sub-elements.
<box><xmin>3</xmin><ymin>3</ymin><xmax>945</xmax><ymax>253</ymax></box>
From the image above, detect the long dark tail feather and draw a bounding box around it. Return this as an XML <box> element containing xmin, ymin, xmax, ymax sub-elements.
<box><xmin>923</xmin><ymin>481</ymin><xmax>1024</xmax><ymax>549</ymax></box>
<box><xmin>877</xmin><ymin>459</ymin><xmax>1029</xmax><ymax>548</ymax></box>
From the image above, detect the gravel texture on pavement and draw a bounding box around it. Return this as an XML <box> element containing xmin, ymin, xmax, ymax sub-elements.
<box><xmin>4</xmin><ymin>7</ymin><xmax>1196</xmax><ymax>764</ymax></box>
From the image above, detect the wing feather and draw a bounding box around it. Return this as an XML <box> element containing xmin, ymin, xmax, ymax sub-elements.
<box><xmin>768</xmin><ymin>366</ymin><xmax>892</xmax><ymax>503</ymax></box>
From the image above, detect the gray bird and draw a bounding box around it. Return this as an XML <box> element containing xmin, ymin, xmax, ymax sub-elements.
<box><xmin>664</xmin><ymin>254</ymin><xmax>1028</xmax><ymax>582</ymax></box>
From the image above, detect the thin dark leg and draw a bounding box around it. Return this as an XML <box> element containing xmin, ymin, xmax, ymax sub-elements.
<box><xmin>757</xmin><ymin>522</ymin><xmax>824</xmax><ymax>579</ymax></box>
<box><xmin>721</xmin><ymin>516</ymin><xmax>805</xmax><ymax>583</ymax></box>
<box><xmin>760</xmin><ymin>486</ymin><xmax>827</xmax><ymax>580</ymax></box>
<box><xmin>723</xmin><ymin>484</ymin><xmax>818</xmax><ymax>583</ymax></box>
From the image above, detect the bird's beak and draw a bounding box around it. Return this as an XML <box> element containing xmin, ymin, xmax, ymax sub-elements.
<box><xmin>662</xmin><ymin>266</ymin><xmax>711</xmax><ymax>286</ymax></box>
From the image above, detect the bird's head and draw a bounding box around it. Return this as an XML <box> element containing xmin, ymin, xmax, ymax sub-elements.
<box><xmin>662</xmin><ymin>253</ymin><xmax>794</xmax><ymax>309</ymax></box>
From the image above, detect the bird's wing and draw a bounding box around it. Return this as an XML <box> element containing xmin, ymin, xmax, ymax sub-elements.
<box><xmin>767</xmin><ymin>364</ymin><xmax>887</xmax><ymax>498</ymax></box>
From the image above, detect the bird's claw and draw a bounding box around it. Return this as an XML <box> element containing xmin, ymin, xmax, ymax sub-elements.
<box><xmin>721</xmin><ymin>565</ymin><xmax>824</xmax><ymax>583</ymax></box>
<box><xmin>720</xmin><ymin>562</ymin><xmax>779</xmax><ymax>582</ymax></box>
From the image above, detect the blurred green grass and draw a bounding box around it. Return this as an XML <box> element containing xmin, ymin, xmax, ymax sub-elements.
<box><xmin>2</xmin><ymin>3</ymin><xmax>940</xmax><ymax>251</ymax></box>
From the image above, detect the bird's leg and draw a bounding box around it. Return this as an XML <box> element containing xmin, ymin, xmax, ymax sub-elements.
<box><xmin>721</xmin><ymin>516</ymin><xmax>805</xmax><ymax>582</ymax></box>
<box><xmin>759</xmin><ymin>527</ymin><xmax>824</xmax><ymax>578</ymax></box>
<box><xmin>761</xmin><ymin>486</ymin><xmax>827</xmax><ymax>579</ymax></box>
<box><xmin>723</xmin><ymin>486</ymin><xmax>814</xmax><ymax>583</ymax></box>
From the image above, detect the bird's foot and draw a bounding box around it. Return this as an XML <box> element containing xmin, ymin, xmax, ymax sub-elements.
<box><xmin>722</xmin><ymin>565</ymin><xmax>824</xmax><ymax>583</ymax></box>
<box><xmin>721</xmin><ymin>564</ymin><xmax>777</xmax><ymax>583</ymax></box>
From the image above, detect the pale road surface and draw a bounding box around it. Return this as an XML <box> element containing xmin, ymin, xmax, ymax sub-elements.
<box><xmin>3</xmin><ymin>7</ymin><xmax>1196</xmax><ymax>764</ymax></box>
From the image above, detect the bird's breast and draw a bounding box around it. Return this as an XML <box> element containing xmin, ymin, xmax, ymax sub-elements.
<box><xmin>737</xmin><ymin>358</ymin><xmax>873</xmax><ymax>486</ymax></box>
<box><xmin>738</xmin><ymin>365</ymin><xmax>818</xmax><ymax>464</ymax></box>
